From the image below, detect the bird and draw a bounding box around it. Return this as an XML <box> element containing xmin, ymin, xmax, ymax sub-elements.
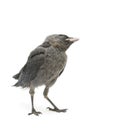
<box><xmin>13</xmin><ymin>34</ymin><xmax>79</xmax><ymax>116</ymax></box>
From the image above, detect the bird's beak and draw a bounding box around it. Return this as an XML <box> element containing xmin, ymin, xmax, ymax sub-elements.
<box><xmin>66</xmin><ymin>37</ymin><xmax>79</xmax><ymax>42</ymax></box>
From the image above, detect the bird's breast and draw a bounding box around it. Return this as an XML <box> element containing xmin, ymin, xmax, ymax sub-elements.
<box><xmin>45</xmin><ymin>47</ymin><xmax>67</xmax><ymax>82</ymax></box>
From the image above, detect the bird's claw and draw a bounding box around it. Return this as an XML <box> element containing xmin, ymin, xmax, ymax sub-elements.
<box><xmin>47</xmin><ymin>107</ymin><xmax>67</xmax><ymax>112</ymax></box>
<box><xmin>28</xmin><ymin>109</ymin><xmax>42</xmax><ymax>116</ymax></box>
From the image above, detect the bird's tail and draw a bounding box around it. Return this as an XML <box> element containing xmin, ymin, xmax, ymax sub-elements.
<box><xmin>13</xmin><ymin>81</ymin><xmax>29</xmax><ymax>88</ymax></box>
<box><xmin>13</xmin><ymin>73</ymin><xmax>20</xmax><ymax>80</ymax></box>
<box><xmin>13</xmin><ymin>81</ymin><xmax>21</xmax><ymax>87</ymax></box>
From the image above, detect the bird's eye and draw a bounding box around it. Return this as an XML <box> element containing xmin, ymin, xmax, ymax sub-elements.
<box><xmin>59</xmin><ymin>34</ymin><xmax>64</xmax><ymax>37</ymax></box>
<box><xmin>59</xmin><ymin>34</ymin><xmax>69</xmax><ymax>39</ymax></box>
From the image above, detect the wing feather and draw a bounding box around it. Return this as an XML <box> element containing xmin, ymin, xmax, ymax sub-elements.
<box><xmin>13</xmin><ymin>47</ymin><xmax>45</xmax><ymax>87</ymax></box>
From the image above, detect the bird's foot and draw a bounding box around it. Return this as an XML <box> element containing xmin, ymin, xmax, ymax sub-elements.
<box><xmin>28</xmin><ymin>108</ymin><xmax>42</xmax><ymax>116</ymax></box>
<box><xmin>47</xmin><ymin>107</ymin><xmax>67</xmax><ymax>113</ymax></box>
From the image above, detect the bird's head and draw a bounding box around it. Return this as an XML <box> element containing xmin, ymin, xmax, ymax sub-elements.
<box><xmin>45</xmin><ymin>34</ymin><xmax>79</xmax><ymax>51</ymax></box>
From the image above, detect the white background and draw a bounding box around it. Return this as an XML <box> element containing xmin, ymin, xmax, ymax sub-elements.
<box><xmin>0</xmin><ymin>0</ymin><xmax>116</xmax><ymax>130</ymax></box>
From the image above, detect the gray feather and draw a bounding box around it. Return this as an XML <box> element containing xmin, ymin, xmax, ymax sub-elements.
<box><xmin>13</xmin><ymin>34</ymin><xmax>77</xmax><ymax>88</ymax></box>
<box><xmin>14</xmin><ymin>47</ymin><xmax>45</xmax><ymax>87</ymax></box>
<box><xmin>13</xmin><ymin>73</ymin><xmax>20</xmax><ymax>79</ymax></box>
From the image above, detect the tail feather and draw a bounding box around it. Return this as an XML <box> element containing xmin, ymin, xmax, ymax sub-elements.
<box><xmin>13</xmin><ymin>73</ymin><xmax>20</xmax><ymax>79</ymax></box>
<box><xmin>13</xmin><ymin>81</ymin><xmax>29</xmax><ymax>88</ymax></box>
<box><xmin>13</xmin><ymin>82</ymin><xmax>21</xmax><ymax>87</ymax></box>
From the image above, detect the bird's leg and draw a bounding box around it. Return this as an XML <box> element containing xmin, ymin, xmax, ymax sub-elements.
<box><xmin>28</xmin><ymin>87</ymin><xmax>42</xmax><ymax>116</ymax></box>
<box><xmin>43</xmin><ymin>86</ymin><xmax>67</xmax><ymax>112</ymax></box>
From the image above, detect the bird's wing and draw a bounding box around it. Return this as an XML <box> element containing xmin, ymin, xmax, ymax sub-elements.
<box><xmin>14</xmin><ymin>47</ymin><xmax>45</xmax><ymax>87</ymax></box>
<box><xmin>13</xmin><ymin>43</ymin><xmax>50</xmax><ymax>80</ymax></box>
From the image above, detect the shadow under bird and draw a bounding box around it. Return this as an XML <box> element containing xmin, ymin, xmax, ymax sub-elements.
<box><xmin>13</xmin><ymin>34</ymin><xmax>79</xmax><ymax>116</ymax></box>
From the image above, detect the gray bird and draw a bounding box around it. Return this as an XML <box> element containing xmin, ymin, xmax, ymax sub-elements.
<box><xmin>13</xmin><ymin>34</ymin><xmax>79</xmax><ymax>116</ymax></box>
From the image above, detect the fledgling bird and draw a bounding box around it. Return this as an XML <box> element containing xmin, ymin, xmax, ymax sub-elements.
<box><xmin>13</xmin><ymin>34</ymin><xmax>79</xmax><ymax>116</ymax></box>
